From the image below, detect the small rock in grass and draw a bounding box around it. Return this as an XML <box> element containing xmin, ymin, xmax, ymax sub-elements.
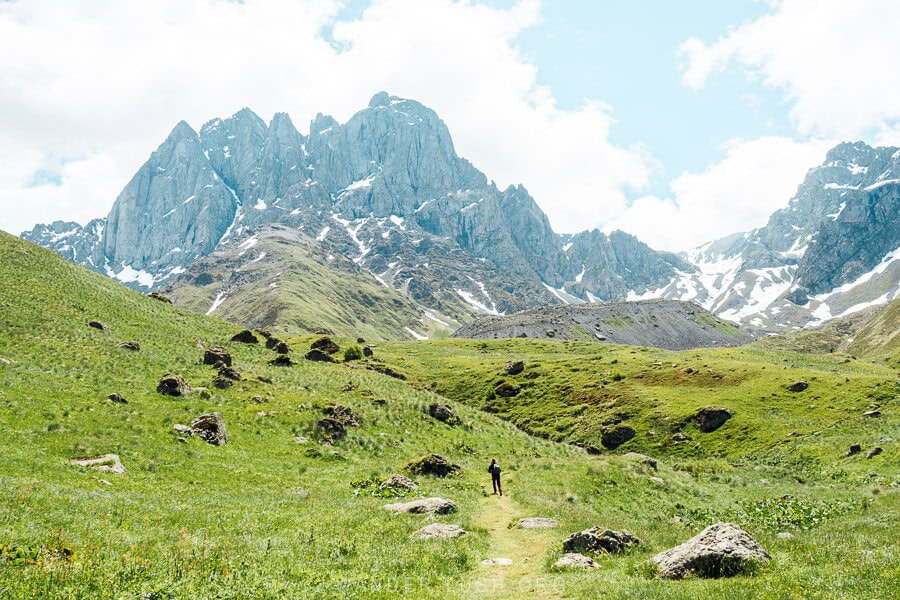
<box><xmin>380</xmin><ymin>474</ymin><xmax>418</xmax><ymax>491</ymax></box>
<box><xmin>481</xmin><ymin>558</ymin><xmax>513</xmax><ymax>566</ymax></box>
<box><xmin>695</xmin><ymin>407</ymin><xmax>732</xmax><ymax>432</ymax></box>
<box><xmin>88</xmin><ymin>320</ymin><xmax>108</xmax><ymax>331</ymax></box>
<box><xmin>601</xmin><ymin>425</ymin><xmax>636</xmax><ymax>449</ymax></box>
<box><xmin>173</xmin><ymin>424</ymin><xmax>193</xmax><ymax>435</ymax></box>
<box><xmin>118</xmin><ymin>341</ymin><xmax>140</xmax><ymax>351</ymax></box>
<box><xmin>250</xmin><ymin>395</ymin><xmax>267</xmax><ymax>404</ymax></box>
<box><xmin>107</xmin><ymin>393</ymin><xmax>127</xmax><ymax>404</ymax></box>
<box><xmin>554</xmin><ymin>553</ymin><xmax>599</xmax><ymax>569</ymax></box>
<box><xmin>786</xmin><ymin>381</ymin><xmax>809</xmax><ymax>393</ymax></box>
<box><xmin>504</xmin><ymin>360</ymin><xmax>525</xmax><ymax>375</ymax></box>
<box><xmin>563</xmin><ymin>528</ymin><xmax>639</xmax><ymax>554</ymax></box>
<box><xmin>846</xmin><ymin>444</ymin><xmax>862</xmax><ymax>457</ymax></box>
<box><xmin>863</xmin><ymin>410</ymin><xmax>881</xmax><ymax>418</ymax></box>
<box><xmin>776</xmin><ymin>532</ymin><xmax>794</xmax><ymax>539</ymax></box>
<box><xmin>623</xmin><ymin>452</ymin><xmax>658</xmax><ymax>470</ymax></box>
<box><xmin>515</xmin><ymin>518</ymin><xmax>559</xmax><ymax>529</ymax></box>
<box><xmin>406</xmin><ymin>454</ymin><xmax>462</xmax><ymax>478</ymax></box>
<box><xmin>70</xmin><ymin>454</ymin><xmax>125</xmax><ymax>475</ymax></box>
<box><xmin>191</xmin><ymin>412</ymin><xmax>227</xmax><ymax>445</ymax></box>
<box><xmin>428</xmin><ymin>402</ymin><xmax>460</xmax><ymax>425</ymax></box>
<box><xmin>310</xmin><ymin>337</ymin><xmax>340</xmax><ymax>355</ymax></box>
<box><xmin>363</xmin><ymin>345</ymin><xmax>374</xmax><ymax>357</ymax></box>
<box><xmin>867</xmin><ymin>447</ymin><xmax>883</xmax><ymax>459</ymax></box>
<box><xmin>294</xmin><ymin>436</ymin><xmax>309</xmax><ymax>444</ymax></box>
<box><xmin>383</xmin><ymin>497</ymin><xmax>457</xmax><ymax>515</ymax></box>
<box><xmin>157</xmin><ymin>374</ymin><xmax>190</xmax><ymax>396</ymax></box>
<box><xmin>412</xmin><ymin>524</ymin><xmax>467</xmax><ymax>540</ymax></box>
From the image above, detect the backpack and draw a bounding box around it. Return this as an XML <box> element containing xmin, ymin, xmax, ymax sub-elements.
<box><xmin>489</xmin><ymin>463</ymin><xmax>501</xmax><ymax>475</ymax></box>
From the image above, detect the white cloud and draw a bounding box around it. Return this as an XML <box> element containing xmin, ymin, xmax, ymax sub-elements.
<box><xmin>0</xmin><ymin>0</ymin><xmax>651</xmax><ymax>235</ymax></box>
<box><xmin>678</xmin><ymin>0</ymin><xmax>900</xmax><ymax>138</ymax></box>
<box><xmin>606</xmin><ymin>136</ymin><xmax>833</xmax><ymax>252</ymax></box>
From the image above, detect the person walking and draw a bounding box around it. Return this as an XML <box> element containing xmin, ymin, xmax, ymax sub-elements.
<box><xmin>488</xmin><ymin>458</ymin><xmax>502</xmax><ymax>496</ymax></box>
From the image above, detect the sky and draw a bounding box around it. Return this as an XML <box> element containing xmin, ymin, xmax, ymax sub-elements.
<box><xmin>1</xmin><ymin>0</ymin><xmax>899</xmax><ymax>251</ymax></box>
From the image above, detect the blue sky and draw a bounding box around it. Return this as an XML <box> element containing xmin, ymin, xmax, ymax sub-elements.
<box><xmin>1</xmin><ymin>0</ymin><xmax>898</xmax><ymax>250</ymax></box>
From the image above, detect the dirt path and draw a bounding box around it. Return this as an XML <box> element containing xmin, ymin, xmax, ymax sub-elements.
<box><xmin>463</xmin><ymin>477</ymin><xmax>565</xmax><ymax>599</ymax></box>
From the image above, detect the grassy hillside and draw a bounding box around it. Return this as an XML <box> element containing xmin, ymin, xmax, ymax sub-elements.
<box><xmin>160</xmin><ymin>225</ymin><xmax>444</xmax><ymax>341</ymax></box>
<box><xmin>1</xmin><ymin>231</ymin><xmax>898</xmax><ymax>599</ymax></box>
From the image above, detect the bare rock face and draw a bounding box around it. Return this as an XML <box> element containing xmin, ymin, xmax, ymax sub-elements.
<box><xmin>190</xmin><ymin>412</ymin><xmax>227</xmax><ymax>445</ymax></box>
<box><xmin>562</xmin><ymin>528</ymin><xmax>640</xmax><ymax>554</ymax></box>
<box><xmin>406</xmin><ymin>454</ymin><xmax>462</xmax><ymax>478</ymax></box>
<box><xmin>380</xmin><ymin>474</ymin><xmax>418</xmax><ymax>491</ymax></box>
<box><xmin>70</xmin><ymin>454</ymin><xmax>126</xmax><ymax>475</ymax></box>
<box><xmin>652</xmin><ymin>522</ymin><xmax>770</xmax><ymax>579</ymax></box>
<box><xmin>515</xmin><ymin>518</ymin><xmax>559</xmax><ymax>529</ymax></box>
<box><xmin>428</xmin><ymin>402</ymin><xmax>460</xmax><ymax>425</ymax></box>
<box><xmin>157</xmin><ymin>374</ymin><xmax>190</xmax><ymax>396</ymax></box>
<box><xmin>383</xmin><ymin>497</ymin><xmax>457</xmax><ymax>515</ymax></box>
<box><xmin>554</xmin><ymin>553</ymin><xmax>599</xmax><ymax>570</ymax></box>
<box><xmin>411</xmin><ymin>524</ymin><xmax>467</xmax><ymax>540</ymax></box>
<box><xmin>695</xmin><ymin>407</ymin><xmax>732</xmax><ymax>432</ymax></box>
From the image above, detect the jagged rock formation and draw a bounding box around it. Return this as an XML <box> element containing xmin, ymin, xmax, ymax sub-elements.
<box><xmin>23</xmin><ymin>97</ymin><xmax>899</xmax><ymax>334</ymax></box>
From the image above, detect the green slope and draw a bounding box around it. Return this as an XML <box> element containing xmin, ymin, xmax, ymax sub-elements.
<box><xmin>1</xmin><ymin>231</ymin><xmax>898</xmax><ymax>599</ymax></box>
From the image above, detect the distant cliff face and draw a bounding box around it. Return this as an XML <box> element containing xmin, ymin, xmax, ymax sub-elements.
<box><xmin>22</xmin><ymin>96</ymin><xmax>899</xmax><ymax>333</ymax></box>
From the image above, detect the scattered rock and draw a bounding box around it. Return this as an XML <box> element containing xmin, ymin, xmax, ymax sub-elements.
<box><xmin>70</xmin><ymin>454</ymin><xmax>125</xmax><ymax>475</ymax></box>
<box><xmin>274</xmin><ymin>341</ymin><xmax>291</xmax><ymax>354</ymax></box>
<box><xmin>494</xmin><ymin>382</ymin><xmax>520</xmax><ymax>397</ymax></box>
<box><xmin>257</xmin><ymin>411</ymin><xmax>274</xmax><ymax>417</ymax></box>
<box><xmin>652</xmin><ymin>522</ymin><xmax>770</xmax><ymax>579</ymax></box>
<box><xmin>695</xmin><ymin>407</ymin><xmax>732</xmax><ymax>432</ymax></box>
<box><xmin>363</xmin><ymin>345</ymin><xmax>374</xmax><ymax>357</ymax></box>
<box><xmin>649</xmin><ymin>476</ymin><xmax>666</xmax><ymax>485</ymax></box>
<box><xmin>250</xmin><ymin>395</ymin><xmax>267</xmax><ymax>404</ymax></box>
<box><xmin>563</xmin><ymin>528</ymin><xmax>640</xmax><ymax>554</ymax></box>
<box><xmin>230</xmin><ymin>330</ymin><xmax>259</xmax><ymax>344</ymax></box>
<box><xmin>203</xmin><ymin>346</ymin><xmax>232</xmax><ymax>367</ymax></box>
<box><xmin>863</xmin><ymin>410</ymin><xmax>881</xmax><ymax>418</ymax></box>
<box><xmin>106</xmin><ymin>393</ymin><xmax>127</xmax><ymax>404</ymax></box>
<box><xmin>356</xmin><ymin>337</ymin><xmax>366</xmax><ymax>344</ymax></box>
<box><xmin>777</xmin><ymin>532</ymin><xmax>794</xmax><ymax>539</ymax></box>
<box><xmin>211</xmin><ymin>375</ymin><xmax>233</xmax><ymax>389</ymax></box>
<box><xmin>786</xmin><ymin>381</ymin><xmax>809</xmax><ymax>393</ymax></box>
<box><xmin>515</xmin><ymin>518</ymin><xmax>559</xmax><ymax>529</ymax></box>
<box><xmin>304</xmin><ymin>349</ymin><xmax>336</xmax><ymax>363</ymax></box>
<box><xmin>294</xmin><ymin>436</ymin><xmax>309</xmax><ymax>444</ymax></box>
<box><xmin>623</xmin><ymin>452</ymin><xmax>658</xmax><ymax>470</ymax></box>
<box><xmin>601</xmin><ymin>425</ymin><xmax>636</xmax><ymax>449</ymax></box>
<box><xmin>157</xmin><ymin>374</ymin><xmax>190</xmax><ymax>396</ymax></box>
<box><xmin>147</xmin><ymin>292</ymin><xmax>172</xmax><ymax>303</ymax></box>
<box><xmin>118</xmin><ymin>341</ymin><xmax>141</xmax><ymax>351</ymax></box>
<box><xmin>846</xmin><ymin>444</ymin><xmax>862</xmax><ymax>457</ymax></box>
<box><xmin>173</xmin><ymin>424</ymin><xmax>193</xmax><ymax>435</ymax></box>
<box><xmin>342</xmin><ymin>382</ymin><xmax>355</xmax><ymax>392</ymax></box>
<box><xmin>504</xmin><ymin>360</ymin><xmax>525</xmax><ymax>375</ymax></box>
<box><xmin>218</xmin><ymin>366</ymin><xmax>241</xmax><ymax>381</ymax></box>
<box><xmin>380</xmin><ymin>474</ymin><xmax>418</xmax><ymax>491</ymax></box>
<box><xmin>383</xmin><ymin>497</ymin><xmax>457</xmax><ymax>515</ymax></box>
<box><xmin>269</xmin><ymin>355</ymin><xmax>294</xmax><ymax>367</ymax></box>
<box><xmin>265</xmin><ymin>336</ymin><xmax>282</xmax><ymax>350</ymax></box>
<box><xmin>190</xmin><ymin>412</ymin><xmax>227</xmax><ymax>445</ymax></box>
<box><xmin>867</xmin><ymin>447</ymin><xmax>883</xmax><ymax>459</ymax></box>
<box><xmin>257</xmin><ymin>376</ymin><xmax>273</xmax><ymax>384</ymax></box>
<box><xmin>428</xmin><ymin>402</ymin><xmax>460</xmax><ymax>425</ymax></box>
<box><xmin>317</xmin><ymin>417</ymin><xmax>346</xmax><ymax>440</ymax></box>
<box><xmin>406</xmin><ymin>454</ymin><xmax>462</xmax><ymax>478</ymax></box>
<box><xmin>481</xmin><ymin>558</ymin><xmax>513</xmax><ymax>566</ymax></box>
<box><xmin>672</xmin><ymin>433</ymin><xmax>690</xmax><ymax>442</ymax></box>
<box><xmin>323</xmin><ymin>405</ymin><xmax>360</xmax><ymax>427</ymax></box>
<box><xmin>554</xmin><ymin>553</ymin><xmax>599</xmax><ymax>569</ymax></box>
<box><xmin>255</xmin><ymin>329</ymin><xmax>273</xmax><ymax>340</ymax></box>
<box><xmin>88</xmin><ymin>320</ymin><xmax>108</xmax><ymax>331</ymax></box>
<box><xmin>412</xmin><ymin>524</ymin><xmax>467</xmax><ymax>540</ymax></box>
<box><xmin>310</xmin><ymin>337</ymin><xmax>340</xmax><ymax>355</ymax></box>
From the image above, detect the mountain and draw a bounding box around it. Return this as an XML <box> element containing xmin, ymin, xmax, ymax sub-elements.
<box><xmin>22</xmin><ymin>96</ymin><xmax>898</xmax><ymax>334</ymax></box>
<box><xmin>451</xmin><ymin>299</ymin><xmax>752</xmax><ymax>350</ymax></box>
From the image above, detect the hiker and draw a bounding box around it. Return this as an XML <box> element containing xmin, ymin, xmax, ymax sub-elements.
<box><xmin>488</xmin><ymin>458</ymin><xmax>502</xmax><ymax>496</ymax></box>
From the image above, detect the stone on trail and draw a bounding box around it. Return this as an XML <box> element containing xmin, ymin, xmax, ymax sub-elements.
<box><xmin>157</xmin><ymin>374</ymin><xmax>190</xmax><ymax>396</ymax></box>
<box><xmin>554</xmin><ymin>553</ymin><xmax>599</xmax><ymax>570</ymax></box>
<box><xmin>515</xmin><ymin>517</ymin><xmax>559</xmax><ymax>529</ymax></box>
<box><xmin>380</xmin><ymin>474</ymin><xmax>418</xmax><ymax>491</ymax></box>
<box><xmin>863</xmin><ymin>410</ymin><xmax>881</xmax><ymax>418</ymax></box>
<box><xmin>383</xmin><ymin>497</ymin><xmax>457</xmax><ymax>515</ymax></box>
<box><xmin>695</xmin><ymin>407</ymin><xmax>732</xmax><ymax>432</ymax></box>
<box><xmin>191</xmin><ymin>412</ymin><xmax>227</xmax><ymax>445</ymax></box>
<box><xmin>652</xmin><ymin>522</ymin><xmax>770</xmax><ymax>579</ymax></box>
<box><xmin>412</xmin><ymin>524</ymin><xmax>467</xmax><ymax>540</ymax></box>
<box><xmin>563</xmin><ymin>528</ymin><xmax>640</xmax><ymax>554</ymax></box>
<box><xmin>70</xmin><ymin>454</ymin><xmax>126</xmax><ymax>475</ymax></box>
<box><xmin>230</xmin><ymin>329</ymin><xmax>259</xmax><ymax>344</ymax></box>
<box><xmin>481</xmin><ymin>558</ymin><xmax>513</xmax><ymax>566</ymax></box>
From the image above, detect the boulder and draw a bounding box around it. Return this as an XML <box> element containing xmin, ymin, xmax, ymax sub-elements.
<box><xmin>274</xmin><ymin>341</ymin><xmax>291</xmax><ymax>354</ymax></box>
<box><xmin>695</xmin><ymin>407</ymin><xmax>732</xmax><ymax>432</ymax></box>
<box><xmin>380</xmin><ymin>474</ymin><xmax>418</xmax><ymax>491</ymax></box>
<box><xmin>562</xmin><ymin>528</ymin><xmax>639</xmax><ymax>554</ymax></box>
<box><xmin>323</xmin><ymin>405</ymin><xmax>360</xmax><ymax>427</ymax></box>
<box><xmin>310</xmin><ymin>337</ymin><xmax>340</xmax><ymax>355</ymax></box>
<box><xmin>269</xmin><ymin>355</ymin><xmax>294</xmax><ymax>367</ymax></box>
<box><xmin>203</xmin><ymin>346</ymin><xmax>232</xmax><ymax>367</ymax></box>
<box><xmin>230</xmin><ymin>329</ymin><xmax>259</xmax><ymax>344</ymax></box>
<box><xmin>846</xmin><ymin>444</ymin><xmax>862</xmax><ymax>456</ymax></box>
<box><xmin>106</xmin><ymin>393</ymin><xmax>127</xmax><ymax>404</ymax></box>
<box><xmin>786</xmin><ymin>381</ymin><xmax>809</xmax><ymax>393</ymax></box>
<box><xmin>652</xmin><ymin>522</ymin><xmax>770</xmax><ymax>579</ymax></box>
<box><xmin>317</xmin><ymin>417</ymin><xmax>346</xmax><ymax>440</ymax></box>
<box><xmin>601</xmin><ymin>425</ymin><xmax>636</xmax><ymax>449</ymax></box>
<box><xmin>88</xmin><ymin>320</ymin><xmax>108</xmax><ymax>331</ymax></box>
<box><xmin>383</xmin><ymin>497</ymin><xmax>457</xmax><ymax>515</ymax></box>
<box><xmin>504</xmin><ymin>360</ymin><xmax>525</xmax><ymax>375</ymax></box>
<box><xmin>494</xmin><ymin>382</ymin><xmax>520</xmax><ymax>397</ymax></box>
<box><xmin>515</xmin><ymin>518</ymin><xmax>559</xmax><ymax>529</ymax></box>
<box><xmin>555</xmin><ymin>553</ymin><xmax>599</xmax><ymax>570</ymax></box>
<box><xmin>305</xmin><ymin>349</ymin><xmax>336</xmax><ymax>363</ymax></box>
<box><xmin>407</xmin><ymin>454</ymin><xmax>462</xmax><ymax>478</ymax></box>
<box><xmin>211</xmin><ymin>375</ymin><xmax>233</xmax><ymax>389</ymax></box>
<box><xmin>363</xmin><ymin>345</ymin><xmax>374</xmax><ymax>357</ymax></box>
<box><xmin>157</xmin><ymin>374</ymin><xmax>190</xmax><ymax>396</ymax></box>
<box><xmin>118</xmin><ymin>341</ymin><xmax>141</xmax><ymax>351</ymax></box>
<box><xmin>190</xmin><ymin>412</ymin><xmax>227</xmax><ymax>445</ymax></box>
<box><xmin>265</xmin><ymin>336</ymin><xmax>282</xmax><ymax>350</ymax></box>
<box><xmin>70</xmin><ymin>454</ymin><xmax>126</xmax><ymax>475</ymax></box>
<box><xmin>217</xmin><ymin>366</ymin><xmax>241</xmax><ymax>381</ymax></box>
<box><xmin>428</xmin><ymin>402</ymin><xmax>460</xmax><ymax>425</ymax></box>
<box><xmin>412</xmin><ymin>524</ymin><xmax>467</xmax><ymax>540</ymax></box>
<box><xmin>867</xmin><ymin>447</ymin><xmax>883</xmax><ymax>459</ymax></box>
